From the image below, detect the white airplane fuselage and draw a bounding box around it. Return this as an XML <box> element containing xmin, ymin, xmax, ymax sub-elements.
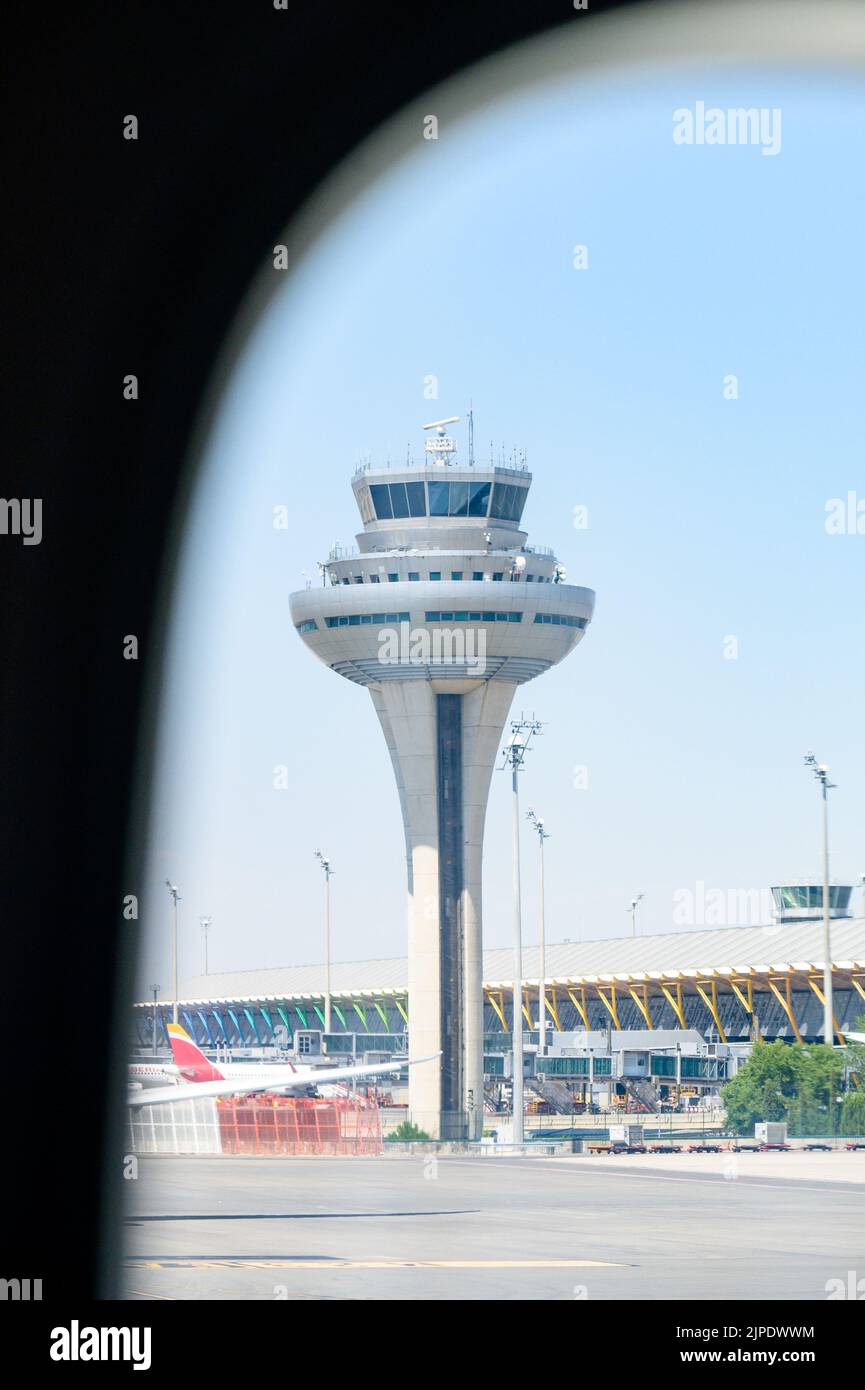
<box><xmin>177</xmin><ymin>1058</ymin><xmax>341</xmax><ymax>1090</ymax></box>
<box><xmin>128</xmin><ymin>1061</ymin><xmax>180</xmax><ymax>1089</ymax></box>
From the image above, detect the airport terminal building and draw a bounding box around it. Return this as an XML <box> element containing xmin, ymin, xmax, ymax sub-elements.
<box><xmin>134</xmin><ymin>902</ymin><xmax>865</xmax><ymax>1112</ymax></box>
<box><xmin>134</xmin><ymin>417</ymin><xmax>865</xmax><ymax>1128</ymax></box>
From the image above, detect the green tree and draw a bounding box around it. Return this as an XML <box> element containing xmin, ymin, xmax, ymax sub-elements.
<box><xmin>721</xmin><ymin>1041</ymin><xmax>800</xmax><ymax>1135</ymax></box>
<box><xmin>839</xmin><ymin>1011</ymin><xmax>865</xmax><ymax>1136</ymax></box>
<box><xmin>788</xmin><ymin>1044</ymin><xmax>843</xmax><ymax>1136</ymax></box>
<box><xmin>840</xmin><ymin>1092</ymin><xmax>865</xmax><ymax>1137</ymax></box>
<box><xmin>721</xmin><ymin>1040</ymin><xmax>843</xmax><ymax>1137</ymax></box>
<box><xmin>385</xmin><ymin>1120</ymin><xmax>432</xmax><ymax>1142</ymax></box>
<box><xmin>842</xmin><ymin>1010</ymin><xmax>865</xmax><ymax>1083</ymax></box>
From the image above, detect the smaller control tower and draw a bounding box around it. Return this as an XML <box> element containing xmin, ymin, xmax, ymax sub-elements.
<box><xmin>770</xmin><ymin>883</ymin><xmax>853</xmax><ymax>925</ymax></box>
<box><xmin>290</xmin><ymin>417</ymin><xmax>595</xmax><ymax>1138</ymax></box>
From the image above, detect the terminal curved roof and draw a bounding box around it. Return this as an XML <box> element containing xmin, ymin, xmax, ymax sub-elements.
<box><xmin>163</xmin><ymin>917</ymin><xmax>865</xmax><ymax>1005</ymax></box>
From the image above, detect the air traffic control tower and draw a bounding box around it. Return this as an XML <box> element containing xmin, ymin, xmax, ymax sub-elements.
<box><xmin>290</xmin><ymin>418</ymin><xmax>595</xmax><ymax>1138</ymax></box>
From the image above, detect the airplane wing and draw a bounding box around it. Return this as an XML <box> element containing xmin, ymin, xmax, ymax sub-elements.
<box><xmin>843</xmin><ymin>1031</ymin><xmax>865</xmax><ymax>1043</ymax></box>
<box><xmin>126</xmin><ymin>1053</ymin><xmax>439</xmax><ymax>1108</ymax></box>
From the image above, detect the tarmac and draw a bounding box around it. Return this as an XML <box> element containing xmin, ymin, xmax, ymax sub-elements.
<box><xmin>123</xmin><ymin>1151</ymin><xmax>865</xmax><ymax>1301</ymax></box>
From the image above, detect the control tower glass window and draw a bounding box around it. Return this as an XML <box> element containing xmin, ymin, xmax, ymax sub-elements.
<box><xmin>428</xmin><ymin>480</ymin><xmax>449</xmax><ymax>516</ymax></box>
<box><xmin>389</xmin><ymin>482</ymin><xmax>410</xmax><ymax>518</ymax></box>
<box><xmin>426</xmin><ymin>478</ymin><xmax>492</xmax><ymax>518</ymax></box>
<box><xmin>370</xmin><ymin>483</ymin><xmax>393</xmax><ymax>519</ymax></box>
<box><xmin>468</xmin><ymin>480</ymin><xmax>491</xmax><ymax>516</ymax></box>
<box><xmin>405</xmin><ymin>481</ymin><xmax>426</xmax><ymax>516</ymax></box>
<box><xmin>449</xmin><ymin>481</ymin><xmax>469</xmax><ymax>516</ymax></box>
<box><xmin>369</xmin><ymin>480</ymin><xmax>427</xmax><ymax>520</ymax></box>
<box><xmin>489</xmin><ymin>483</ymin><xmax>528</xmax><ymax>524</ymax></box>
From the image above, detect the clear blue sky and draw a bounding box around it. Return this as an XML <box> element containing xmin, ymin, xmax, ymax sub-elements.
<box><xmin>139</xmin><ymin>60</ymin><xmax>865</xmax><ymax>995</ymax></box>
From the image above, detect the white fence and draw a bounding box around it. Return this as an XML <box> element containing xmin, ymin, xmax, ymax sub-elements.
<box><xmin>127</xmin><ymin>1097</ymin><xmax>223</xmax><ymax>1155</ymax></box>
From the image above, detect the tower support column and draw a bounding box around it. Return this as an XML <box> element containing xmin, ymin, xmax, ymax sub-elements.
<box><xmin>371</xmin><ymin>678</ymin><xmax>517</xmax><ymax>1139</ymax></box>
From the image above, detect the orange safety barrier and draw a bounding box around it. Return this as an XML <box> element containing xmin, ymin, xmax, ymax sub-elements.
<box><xmin>215</xmin><ymin>1094</ymin><xmax>383</xmax><ymax>1155</ymax></box>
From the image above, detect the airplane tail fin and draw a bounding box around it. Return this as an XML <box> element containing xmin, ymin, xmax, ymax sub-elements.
<box><xmin>167</xmin><ymin>1022</ymin><xmax>224</xmax><ymax>1081</ymax></box>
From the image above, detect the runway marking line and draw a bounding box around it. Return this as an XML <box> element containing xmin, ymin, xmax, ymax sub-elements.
<box><xmin>126</xmin><ymin>1257</ymin><xmax>621</xmax><ymax>1271</ymax></box>
<box><xmin>454</xmin><ymin>1160</ymin><xmax>860</xmax><ymax>1196</ymax></box>
<box><xmin>124</xmin><ymin>1289</ymin><xmax>178</xmax><ymax>1299</ymax></box>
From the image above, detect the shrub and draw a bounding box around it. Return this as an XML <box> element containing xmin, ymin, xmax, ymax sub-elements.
<box><xmin>385</xmin><ymin>1120</ymin><xmax>432</xmax><ymax>1142</ymax></box>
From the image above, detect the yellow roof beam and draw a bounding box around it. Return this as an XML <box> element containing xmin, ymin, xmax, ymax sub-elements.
<box><xmin>694</xmin><ymin>979</ymin><xmax>727</xmax><ymax>1043</ymax></box>
<box><xmin>766</xmin><ymin>976</ymin><xmax>802</xmax><ymax>1044</ymax></box>
<box><xmin>546</xmin><ymin>987</ymin><xmax>562</xmax><ymax>1032</ymax></box>
<box><xmin>486</xmin><ymin>990</ymin><xmax>508</xmax><ymax>1033</ymax></box>
<box><xmin>566</xmin><ymin>987</ymin><xmax>589</xmax><ymax>1030</ymax></box>
<box><xmin>627</xmin><ymin>985</ymin><xmax>653</xmax><ymax>1029</ymax></box>
<box><xmin>660</xmin><ymin>982</ymin><xmax>686</xmax><ymax>1028</ymax></box>
<box><xmin>806</xmin><ymin>978</ymin><xmax>844</xmax><ymax>1045</ymax></box>
<box><xmin>595</xmin><ymin>985</ymin><xmax>620</xmax><ymax>1029</ymax></box>
<box><xmin>728</xmin><ymin>977</ymin><xmax>761</xmax><ymax>1039</ymax></box>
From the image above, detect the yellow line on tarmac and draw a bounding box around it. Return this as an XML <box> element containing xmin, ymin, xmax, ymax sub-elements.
<box><xmin>126</xmin><ymin>1257</ymin><xmax>620</xmax><ymax>1271</ymax></box>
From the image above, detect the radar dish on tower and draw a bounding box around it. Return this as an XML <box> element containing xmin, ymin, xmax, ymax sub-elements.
<box><xmin>422</xmin><ymin>416</ymin><xmax>459</xmax><ymax>465</ymax></box>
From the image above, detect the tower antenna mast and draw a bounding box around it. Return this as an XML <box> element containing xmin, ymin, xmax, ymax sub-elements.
<box><xmin>468</xmin><ymin>401</ymin><xmax>474</xmax><ymax>467</ymax></box>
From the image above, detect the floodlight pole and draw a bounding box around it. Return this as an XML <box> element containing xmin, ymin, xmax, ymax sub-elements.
<box><xmin>165</xmin><ymin>882</ymin><xmax>181</xmax><ymax>1025</ymax></box>
<box><xmin>629</xmin><ymin>893</ymin><xmax>644</xmax><ymax>939</ymax></box>
<box><xmin>527</xmin><ymin>810</ymin><xmax>550</xmax><ymax>1057</ymax></box>
<box><xmin>315</xmin><ymin>851</ymin><xmax>334</xmax><ymax>1041</ymax></box>
<box><xmin>501</xmin><ymin>715</ymin><xmax>543</xmax><ymax>1144</ymax></box>
<box><xmin>200</xmin><ymin>915</ymin><xmax>213</xmax><ymax>975</ymax></box>
<box><xmin>805</xmin><ymin>753</ymin><xmax>836</xmax><ymax>1046</ymax></box>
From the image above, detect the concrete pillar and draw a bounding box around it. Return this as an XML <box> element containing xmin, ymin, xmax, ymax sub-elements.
<box><xmin>370</xmin><ymin>678</ymin><xmax>517</xmax><ymax>1139</ymax></box>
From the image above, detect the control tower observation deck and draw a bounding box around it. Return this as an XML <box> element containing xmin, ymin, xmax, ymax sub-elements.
<box><xmin>290</xmin><ymin>419</ymin><xmax>595</xmax><ymax>1139</ymax></box>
